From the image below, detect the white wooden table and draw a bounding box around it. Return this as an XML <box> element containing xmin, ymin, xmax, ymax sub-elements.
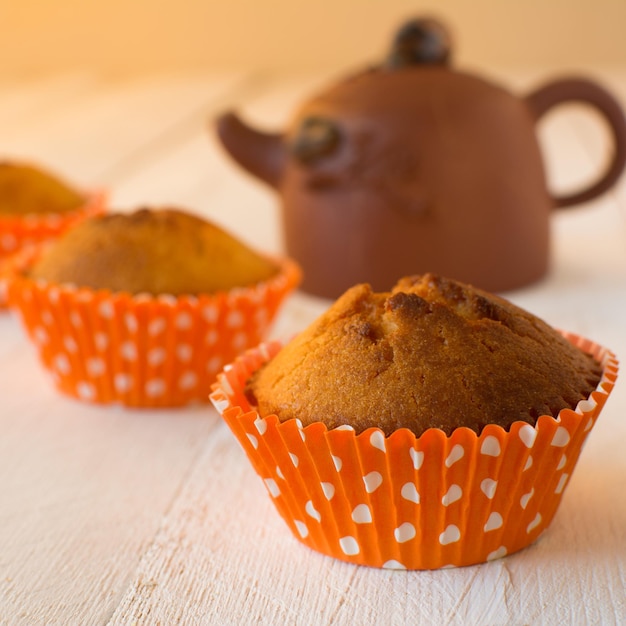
<box><xmin>1</xmin><ymin>67</ymin><xmax>625</xmax><ymax>625</ymax></box>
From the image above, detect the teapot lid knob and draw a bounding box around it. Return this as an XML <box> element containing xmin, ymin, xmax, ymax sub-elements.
<box><xmin>385</xmin><ymin>17</ymin><xmax>452</xmax><ymax>68</ymax></box>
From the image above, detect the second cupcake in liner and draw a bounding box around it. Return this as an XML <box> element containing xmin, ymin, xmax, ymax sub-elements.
<box><xmin>7</xmin><ymin>207</ymin><xmax>300</xmax><ymax>407</ymax></box>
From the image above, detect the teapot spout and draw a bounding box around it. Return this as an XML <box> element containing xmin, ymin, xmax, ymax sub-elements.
<box><xmin>215</xmin><ymin>111</ymin><xmax>285</xmax><ymax>189</ymax></box>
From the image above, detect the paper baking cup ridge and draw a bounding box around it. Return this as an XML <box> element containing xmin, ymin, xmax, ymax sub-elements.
<box><xmin>8</xmin><ymin>249</ymin><xmax>300</xmax><ymax>407</ymax></box>
<box><xmin>0</xmin><ymin>192</ymin><xmax>106</xmax><ymax>309</ymax></box>
<box><xmin>210</xmin><ymin>335</ymin><xmax>617</xmax><ymax>569</ymax></box>
<box><xmin>0</xmin><ymin>192</ymin><xmax>106</xmax><ymax>259</ymax></box>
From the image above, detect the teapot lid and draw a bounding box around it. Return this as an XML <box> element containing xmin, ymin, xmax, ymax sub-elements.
<box><xmin>383</xmin><ymin>17</ymin><xmax>452</xmax><ymax>69</ymax></box>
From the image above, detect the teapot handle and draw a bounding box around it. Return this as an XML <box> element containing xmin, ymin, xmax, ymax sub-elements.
<box><xmin>525</xmin><ymin>77</ymin><xmax>626</xmax><ymax>208</ymax></box>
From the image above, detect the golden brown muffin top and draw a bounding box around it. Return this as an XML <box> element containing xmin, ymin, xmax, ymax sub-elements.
<box><xmin>28</xmin><ymin>207</ymin><xmax>280</xmax><ymax>296</ymax></box>
<box><xmin>245</xmin><ymin>274</ymin><xmax>602</xmax><ymax>436</ymax></box>
<box><xmin>0</xmin><ymin>161</ymin><xmax>85</xmax><ymax>216</ymax></box>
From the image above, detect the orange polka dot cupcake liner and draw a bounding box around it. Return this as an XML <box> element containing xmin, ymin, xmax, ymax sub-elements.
<box><xmin>210</xmin><ymin>335</ymin><xmax>618</xmax><ymax>569</ymax></box>
<box><xmin>7</xmin><ymin>247</ymin><xmax>301</xmax><ymax>407</ymax></box>
<box><xmin>0</xmin><ymin>192</ymin><xmax>106</xmax><ymax>308</ymax></box>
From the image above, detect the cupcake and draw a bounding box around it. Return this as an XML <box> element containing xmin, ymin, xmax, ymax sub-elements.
<box><xmin>8</xmin><ymin>207</ymin><xmax>300</xmax><ymax>407</ymax></box>
<box><xmin>0</xmin><ymin>160</ymin><xmax>105</xmax><ymax>259</ymax></box>
<box><xmin>0</xmin><ymin>160</ymin><xmax>105</xmax><ymax>306</ymax></box>
<box><xmin>210</xmin><ymin>274</ymin><xmax>618</xmax><ymax>569</ymax></box>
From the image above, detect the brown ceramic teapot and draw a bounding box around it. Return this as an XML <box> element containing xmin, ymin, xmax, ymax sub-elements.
<box><xmin>216</xmin><ymin>17</ymin><xmax>626</xmax><ymax>298</ymax></box>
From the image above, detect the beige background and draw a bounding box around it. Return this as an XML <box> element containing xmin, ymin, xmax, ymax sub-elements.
<box><xmin>0</xmin><ymin>0</ymin><xmax>625</xmax><ymax>77</ymax></box>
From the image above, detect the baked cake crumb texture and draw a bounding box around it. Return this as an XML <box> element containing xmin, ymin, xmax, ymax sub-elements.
<box><xmin>246</xmin><ymin>274</ymin><xmax>602</xmax><ymax>436</ymax></box>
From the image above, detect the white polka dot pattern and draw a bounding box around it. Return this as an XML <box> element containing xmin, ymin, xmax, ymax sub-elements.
<box><xmin>401</xmin><ymin>482</ymin><xmax>420</xmax><ymax>504</ymax></box>
<box><xmin>339</xmin><ymin>536</ymin><xmax>359</xmax><ymax>556</ymax></box>
<box><xmin>321</xmin><ymin>483</ymin><xmax>335</xmax><ymax>500</ymax></box>
<box><xmin>481</xmin><ymin>436</ymin><xmax>501</xmax><ymax>456</ymax></box>
<box><xmin>441</xmin><ymin>484</ymin><xmax>462</xmax><ymax>506</ymax></box>
<box><xmin>305</xmin><ymin>501</ymin><xmax>321</xmax><ymax>522</ymax></box>
<box><xmin>395</xmin><ymin>522</ymin><xmax>417</xmax><ymax>543</ymax></box>
<box><xmin>148</xmin><ymin>318</ymin><xmax>166</xmax><ymax>336</ymax></box>
<box><xmin>87</xmin><ymin>357</ymin><xmax>105</xmax><ymax>377</ymax></box>
<box><xmin>520</xmin><ymin>488</ymin><xmax>534</xmax><ymax>509</ymax></box>
<box><xmin>480</xmin><ymin>478</ymin><xmax>498</xmax><ymax>499</ymax></box>
<box><xmin>114</xmin><ymin>373</ymin><xmax>133</xmax><ymax>393</ymax></box>
<box><xmin>264</xmin><ymin>478</ymin><xmax>280</xmax><ymax>498</ymax></box>
<box><xmin>382</xmin><ymin>560</ymin><xmax>406</xmax><ymax>570</ymax></box>
<box><xmin>439</xmin><ymin>525</ymin><xmax>461</xmax><ymax>545</ymax></box>
<box><xmin>8</xmin><ymin>250</ymin><xmax>301</xmax><ymax>406</ymax></box>
<box><xmin>294</xmin><ymin>521</ymin><xmax>308</xmax><ymax>538</ymax></box>
<box><xmin>54</xmin><ymin>354</ymin><xmax>70</xmax><ymax>375</ymax></box>
<box><xmin>445</xmin><ymin>444</ymin><xmax>464</xmax><ymax>467</ymax></box>
<box><xmin>519</xmin><ymin>424</ymin><xmax>537</xmax><ymax>448</ymax></box>
<box><xmin>369</xmin><ymin>431</ymin><xmax>386</xmax><ymax>452</ymax></box>
<box><xmin>484</xmin><ymin>512</ymin><xmax>503</xmax><ymax>532</ymax></box>
<box><xmin>363</xmin><ymin>471</ymin><xmax>383</xmax><ymax>493</ymax></box>
<box><xmin>410</xmin><ymin>448</ymin><xmax>424</xmax><ymax>470</ymax></box>
<box><xmin>179</xmin><ymin>371</ymin><xmax>197</xmax><ymax>390</ymax></box>
<box><xmin>351</xmin><ymin>504</ymin><xmax>372</xmax><ymax>524</ymax></box>
<box><xmin>210</xmin><ymin>335</ymin><xmax>617</xmax><ymax>570</ymax></box>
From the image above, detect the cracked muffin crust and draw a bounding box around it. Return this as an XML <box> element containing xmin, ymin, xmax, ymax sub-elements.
<box><xmin>244</xmin><ymin>273</ymin><xmax>602</xmax><ymax>436</ymax></box>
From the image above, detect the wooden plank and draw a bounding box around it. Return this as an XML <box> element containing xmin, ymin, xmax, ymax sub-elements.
<box><xmin>0</xmin><ymin>343</ymin><xmax>221</xmax><ymax>623</ymax></box>
<box><xmin>0</xmin><ymin>70</ymin><xmax>269</xmax><ymax>624</ymax></box>
<box><xmin>106</xmin><ymin>406</ymin><xmax>626</xmax><ymax>625</ymax></box>
<box><xmin>1</xmin><ymin>68</ymin><xmax>626</xmax><ymax>625</ymax></box>
<box><xmin>0</xmin><ymin>71</ymin><xmax>254</xmax><ymax>187</ymax></box>
<box><xmin>0</xmin><ymin>72</ymin><xmax>98</xmax><ymax>127</ymax></box>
